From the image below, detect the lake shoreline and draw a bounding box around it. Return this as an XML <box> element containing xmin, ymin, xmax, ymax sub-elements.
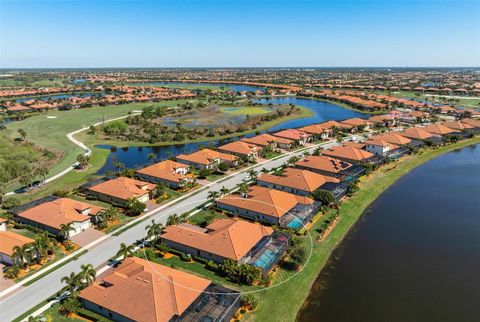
<box><xmin>244</xmin><ymin>137</ymin><xmax>480</xmax><ymax>322</ymax></box>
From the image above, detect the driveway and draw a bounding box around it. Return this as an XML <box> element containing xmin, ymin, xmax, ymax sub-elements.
<box><xmin>70</xmin><ymin>228</ymin><xmax>105</xmax><ymax>247</ymax></box>
<box><xmin>0</xmin><ymin>264</ymin><xmax>16</xmax><ymax>294</ymax></box>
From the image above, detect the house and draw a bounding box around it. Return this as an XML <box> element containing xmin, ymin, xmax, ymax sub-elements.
<box><xmin>461</xmin><ymin>118</ymin><xmax>480</xmax><ymax>130</ymax></box>
<box><xmin>400</xmin><ymin>127</ymin><xmax>441</xmax><ymax>142</ymax></box>
<box><xmin>241</xmin><ymin>133</ymin><xmax>293</xmax><ymax>150</ymax></box>
<box><xmin>322</xmin><ymin>146</ymin><xmax>376</xmax><ymax>165</ymax></box>
<box><xmin>161</xmin><ymin>218</ymin><xmax>288</xmax><ymax>274</ymax></box>
<box><xmin>79</xmin><ymin>257</ymin><xmax>240</xmax><ymax>322</ymax></box>
<box><xmin>273</xmin><ymin>129</ymin><xmax>311</xmax><ymax>145</ymax></box>
<box><xmin>216</xmin><ymin>186</ymin><xmax>320</xmax><ymax>227</ymax></box>
<box><xmin>136</xmin><ymin>160</ymin><xmax>193</xmax><ymax>189</ymax></box>
<box><xmin>368</xmin><ymin>115</ymin><xmax>397</xmax><ymax>127</ymax></box>
<box><xmin>87</xmin><ymin>177</ymin><xmax>155</xmax><ymax>206</ymax></box>
<box><xmin>442</xmin><ymin>121</ymin><xmax>474</xmax><ymax>132</ymax></box>
<box><xmin>0</xmin><ymin>231</ymin><xmax>35</xmax><ymax>266</ymax></box>
<box><xmin>299</xmin><ymin>122</ymin><xmax>341</xmax><ymax>139</ymax></box>
<box><xmin>257</xmin><ymin>168</ymin><xmax>339</xmax><ymax>196</ymax></box>
<box><xmin>364</xmin><ymin>139</ymin><xmax>399</xmax><ymax>156</ymax></box>
<box><xmin>340</xmin><ymin>118</ymin><xmax>371</xmax><ymax>131</ymax></box>
<box><xmin>218</xmin><ymin>141</ymin><xmax>262</xmax><ymax>159</ymax></box>
<box><xmin>11</xmin><ymin>197</ymin><xmax>101</xmax><ymax>237</ymax></box>
<box><xmin>294</xmin><ymin>155</ymin><xmax>363</xmax><ymax>179</ymax></box>
<box><xmin>422</xmin><ymin>124</ymin><xmax>457</xmax><ymax>136</ymax></box>
<box><xmin>177</xmin><ymin>149</ymin><xmax>238</xmax><ymax>170</ymax></box>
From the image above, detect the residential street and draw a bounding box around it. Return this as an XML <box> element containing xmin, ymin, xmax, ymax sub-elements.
<box><xmin>0</xmin><ymin>139</ymin><xmax>339</xmax><ymax>322</ymax></box>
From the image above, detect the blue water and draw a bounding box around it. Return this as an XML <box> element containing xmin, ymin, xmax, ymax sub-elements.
<box><xmin>286</xmin><ymin>218</ymin><xmax>304</xmax><ymax>229</ymax></box>
<box><xmin>298</xmin><ymin>144</ymin><xmax>480</xmax><ymax>322</ymax></box>
<box><xmin>253</xmin><ymin>249</ymin><xmax>277</xmax><ymax>269</ymax></box>
<box><xmin>258</xmin><ymin>97</ymin><xmax>369</xmax><ymax>132</ymax></box>
<box><xmin>96</xmin><ymin>97</ymin><xmax>373</xmax><ymax>173</ymax></box>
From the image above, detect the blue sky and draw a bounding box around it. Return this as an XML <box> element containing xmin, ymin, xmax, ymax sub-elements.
<box><xmin>1</xmin><ymin>0</ymin><xmax>479</xmax><ymax>68</ymax></box>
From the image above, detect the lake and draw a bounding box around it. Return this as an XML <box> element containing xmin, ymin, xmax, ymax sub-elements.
<box><xmin>96</xmin><ymin>97</ymin><xmax>370</xmax><ymax>173</ymax></box>
<box><xmin>297</xmin><ymin>144</ymin><xmax>480</xmax><ymax>322</ymax></box>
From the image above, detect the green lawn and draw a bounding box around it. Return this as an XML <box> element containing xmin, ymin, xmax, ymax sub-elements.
<box><xmin>221</xmin><ymin>106</ymin><xmax>272</xmax><ymax>115</ymax></box>
<box><xmin>188</xmin><ymin>208</ymin><xmax>227</xmax><ymax>226</ymax></box>
<box><xmin>3</xmin><ymin>100</ymin><xmax>192</xmax><ymax>190</ymax></box>
<box><xmin>245</xmin><ymin>137</ymin><xmax>480</xmax><ymax>322</ymax></box>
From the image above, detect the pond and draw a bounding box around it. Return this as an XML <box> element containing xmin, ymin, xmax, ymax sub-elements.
<box><xmin>297</xmin><ymin>144</ymin><xmax>480</xmax><ymax>322</ymax></box>
<box><xmin>96</xmin><ymin>97</ymin><xmax>372</xmax><ymax>173</ymax></box>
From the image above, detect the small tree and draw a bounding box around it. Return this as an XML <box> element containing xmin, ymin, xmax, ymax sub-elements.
<box><xmin>59</xmin><ymin>297</ymin><xmax>80</xmax><ymax>316</ymax></box>
<box><xmin>76</xmin><ymin>154</ymin><xmax>89</xmax><ymax>170</ymax></box>
<box><xmin>311</xmin><ymin>189</ymin><xmax>335</xmax><ymax>206</ymax></box>
<box><xmin>18</xmin><ymin>128</ymin><xmax>27</xmax><ymax>141</ymax></box>
<box><xmin>218</xmin><ymin>162</ymin><xmax>229</xmax><ymax>172</ymax></box>
<box><xmin>116</xmin><ymin>242</ymin><xmax>135</xmax><ymax>259</ymax></box>
<box><xmin>241</xmin><ymin>294</ymin><xmax>258</xmax><ymax>310</ymax></box>
<box><xmin>127</xmin><ymin>198</ymin><xmax>146</xmax><ymax>216</ymax></box>
<box><xmin>198</xmin><ymin>168</ymin><xmax>210</xmax><ymax>179</ymax></box>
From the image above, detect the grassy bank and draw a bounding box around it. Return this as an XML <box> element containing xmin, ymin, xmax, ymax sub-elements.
<box><xmin>246</xmin><ymin>137</ymin><xmax>480</xmax><ymax>322</ymax></box>
<box><xmin>296</xmin><ymin>95</ymin><xmax>386</xmax><ymax>115</ymax></box>
<box><xmin>4</xmin><ymin>100</ymin><xmax>194</xmax><ymax>187</ymax></box>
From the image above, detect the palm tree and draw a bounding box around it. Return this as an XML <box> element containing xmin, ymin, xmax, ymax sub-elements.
<box><xmin>219</xmin><ymin>186</ymin><xmax>229</xmax><ymax>196</ymax></box>
<box><xmin>238</xmin><ymin>183</ymin><xmax>249</xmax><ymax>197</ymax></box>
<box><xmin>61</xmin><ymin>272</ymin><xmax>80</xmax><ymax>295</ymax></box>
<box><xmin>248</xmin><ymin>169</ymin><xmax>258</xmax><ymax>181</ymax></box>
<box><xmin>113</xmin><ymin>161</ymin><xmax>125</xmax><ymax>175</ymax></box>
<box><xmin>116</xmin><ymin>243</ymin><xmax>135</xmax><ymax>259</ymax></box>
<box><xmin>207</xmin><ymin>190</ymin><xmax>220</xmax><ymax>201</ymax></box>
<box><xmin>145</xmin><ymin>220</ymin><xmax>163</xmax><ymax>245</ymax></box>
<box><xmin>79</xmin><ymin>264</ymin><xmax>96</xmax><ymax>287</ymax></box>
<box><xmin>12</xmin><ymin>245</ymin><xmax>27</xmax><ymax>267</ymax></box>
<box><xmin>147</xmin><ymin>153</ymin><xmax>157</xmax><ymax>162</ymax></box>
<box><xmin>59</xmin><ymin>223</ymin><xmax>74</xmax><ymax>240</ymax></box>
<box><xmin>99</xmin><ymin>205</ymin><xmax>118</xmax><ymax>223</ymax></box>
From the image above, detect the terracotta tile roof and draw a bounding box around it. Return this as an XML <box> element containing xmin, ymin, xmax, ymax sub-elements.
<box><xmin>322</xmin><ymin>146</ymin><xmax>374</xmax><ymax>162</ymax></box>
<box><xmin>218</xmin><ymin>141</ymin><xmax>262</xmax><ymax>156</ymax></box>
<box><xmin>273</xmin><ymin>129</ymin><xmax>311</xmax><ymax>141</ymax></box>
<box><xmin>0</xmin><ymin>231</ymin><xmax>34</xmax><ymax>256</ymax></box>
<box><xmin>340</xmin><ymin>118</ymin><xmax>370</xmax><ymax>127</ymax></box>
<box><xmin>258</xmin><ymin>168</ymin><xmax>338</xmax><ymax>192</ymax></box>
<box><xmin>422</xmin><ymin>124</ymin><xmax>456</xmax><ymax>135</ymax></box>
<box><xmin>241</xmin><ymin>133</ymin><xmax>293</xmax><ymax>147</ymax></box>
<box><xmin>400</xmin><ymin>127</ymin><xmax>436</xmax><ymax>140</ymax></box>
<box><xmin>343</xmin><ymin>141</ymin><xmax>366</xmax><ymax>149</ymax></box>
<box><xmin>162</xmin><ymin>218</ymin><xmax>273</xmax><ymax>261</ymax></box>
<box><xmin>461</xmin><ymin>118</ymin><xmax>480</xmax><ymax>127</ymax></box>
<box><xmin>368</xmin><ymin>115</ymin><xmax>395</xmax><ymax>123</ymax></box>
<box><xmin>295</xmin><ymin>155</ymin><xmax>353</xmax><ymax>174</ymax></box>
<box><xmin>441</xmin><ymin>121</ymin><xmax>474</xmax><ymax>131</ymax></box>
<box><xmin>79</xmin><ymin>257</ymin><xmax>211</xmax><ymax>322</ymax></box>
<box><xmin>136</xmin><ymin>160</ymin><xmax>188</xmax><ymax>183</ymax></box>
<box><xmin>217</xmin><ymin>186</ymin><xmax>313</xmax><ymax>218</ymax></box>
<box><xmin>176</xmin><ymin>148</ymin><xmax>237</xmax><ymax>165</ymax></box>
<box><xmin>17</xmin><ymin>198</ymin><xmax>100</xmax><ymax>230</ymax></box>
<box><xmin>365</xmin><ymin>139</ymin><xmax>399</xmax><ymax>150</ymax></box>
<box><xmin>89</xmin><ymin>177</ymin><xmax>155</xmax><ymax>201</ymax></box>
<box><xmin>370</xmin><ymin>132</ymin><xmax>412</xmax><ymax>145</ymax></box>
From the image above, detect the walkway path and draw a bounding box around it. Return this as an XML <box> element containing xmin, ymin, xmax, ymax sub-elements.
<box><xmin>5</xmin><ymin>113</ymin><xmax>140</xmax><ymax>196</ymax></box>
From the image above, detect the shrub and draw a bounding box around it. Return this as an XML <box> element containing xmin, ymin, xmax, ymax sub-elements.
<box><xmin>4</xmin><ymin>265</ymin><xmax>20</xmax><ymax>279</ymax></box>
<box><xmin>53</xmin><ymin>190</ymin><xmax>70</xmax><ymax>197</ymax></box>
<box><xmin>217</xmin><ymin>162</ymin><xmax>229</xmax><ymax>172</ymax></box>
<box><xmin>206</xmin><ymin>260</ymin><xmax>219</xmax><ymax>271</ymax></box>
<box><xmin>59</xmin><ymin>297</ymin><xmax>80</xmax><ymax>316</ymax></box>
<box><xmin>241</xmin><ymin>294</ymin><xmax>258</xmax><ymax>310</ymax></box>
<box><xmin>181</xmin><ymin>253</ymin><xmax>192</xmax><ymax>262</ymax></box>
<box><xmin>2</xmin><ymin>197</ymin><xmax>21</xmax><ymax>210</ymax></box>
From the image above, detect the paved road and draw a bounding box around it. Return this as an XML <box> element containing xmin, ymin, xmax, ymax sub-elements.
<box><xmin>0</xmin><ymin>139</ymin><xmax>339</xmax><ymax>321</ymax></box>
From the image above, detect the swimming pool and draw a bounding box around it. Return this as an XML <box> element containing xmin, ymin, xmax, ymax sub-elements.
<box><xmin>286</xmin><ymin>218</ymin><xmax>304</xmax><ymax>230</ymax></box>
<box><xmin>252</xmin><ymin>249</ymin><xmax>277</xmax><ymax>269</ymax></box>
